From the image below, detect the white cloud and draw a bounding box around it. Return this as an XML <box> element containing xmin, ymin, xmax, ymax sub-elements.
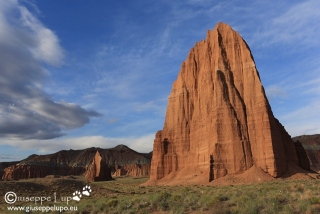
<box><xmin>266</xmin><ymin>85</ymin><xmax>287</xmax><ymax>99</ymax></box>
<box><xmin>19</xmin><ymin>3</ymin><xmax>64</xmax><ymax>66</ymax></box>
<box><xmin>298</xmin><ymin>76</ymin><xmax>320</xmax><ymax>96</ymax></box>
<box><xmin>0</xmin><ymin>0</ymin><xmax>101</xmax><ymax>140</ymax></box>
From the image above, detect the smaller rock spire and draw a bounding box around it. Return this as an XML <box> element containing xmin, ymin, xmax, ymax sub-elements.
<box><xmin>84</xmin><ymin>151</ymin><xmax>112</xmax><ymax>182</ymax></box>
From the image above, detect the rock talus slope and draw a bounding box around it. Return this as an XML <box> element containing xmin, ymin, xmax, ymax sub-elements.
<box><xmin>149</xmin><ymin>22</ymin><xmax>307</xmax><ymax>183</ymax></box>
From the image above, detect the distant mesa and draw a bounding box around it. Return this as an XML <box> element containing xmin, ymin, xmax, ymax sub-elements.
<box><xmin>1</xmin><ymin>145</ymin><xmax>152</xmax><ymax>181</ymax></box>
<box><xmin>146</xmin><ymin>22</ymin><xmax>312</xmax><ymax>185</ymax></box>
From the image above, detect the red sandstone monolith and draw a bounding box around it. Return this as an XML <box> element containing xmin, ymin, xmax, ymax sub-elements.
<box><xmin>149</xmin><ymin>22</ymin><xmax>308</xmax><ymax>183</ymax></box>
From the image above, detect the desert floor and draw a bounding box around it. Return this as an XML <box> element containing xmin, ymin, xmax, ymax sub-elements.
<box><xmin>1</xmin><ymin>175</ymin><xmax>320</xmax><ymax>214</ymax></box>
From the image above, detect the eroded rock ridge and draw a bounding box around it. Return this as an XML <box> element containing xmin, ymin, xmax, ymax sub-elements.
<box><xmin>1</xmin><ymin>145</ymin><xmax>151</xmax><ymax>180</ymax></box>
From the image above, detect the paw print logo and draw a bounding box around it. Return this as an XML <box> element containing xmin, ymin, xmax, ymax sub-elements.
<box><xmin>71</xmin><ymin>185</ymin><xmax>92</xmax><ymax>202</ymax></box>
<box><xmin>72</xmin><ymin>191</ymin><xmax>82</xmax><ymax>201</ymax></box>
<box><xmin>82</xmin><ymin>185</ymin><xmax>92</xmax><ymax>196</ymax></box>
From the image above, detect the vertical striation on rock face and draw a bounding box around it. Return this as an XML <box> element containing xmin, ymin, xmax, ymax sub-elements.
<box><xmin>85</xmin><ymin>151</ymin><xmax>112</xmax><ymax>182</ymax></box>
<box><xmin>150</xmin><ymin>22</ymin><xmax>307</xmax><ymax>182</ymax></box>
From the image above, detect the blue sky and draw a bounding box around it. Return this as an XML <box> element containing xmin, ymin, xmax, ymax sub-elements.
<box><xmin>0</xmin><ymin>0</ymin><xmax>319</xmax><ymax>161</ymax></box>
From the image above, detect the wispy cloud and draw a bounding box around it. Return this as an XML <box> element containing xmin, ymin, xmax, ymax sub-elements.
<box><xmin>267</xmin><ymin>55</ymin><xmax>320</xmax><ymax>137</ymax></box>
<box><xmin>250</xmin><ymin>0</ymin><xmax>320</xmax><ymax>48</ymax></box>
<box><xmin>279</xmin><ymin>99</ymin><xmax>320</xmax><ymax>136</ymax></box>
<box><xmin>270</xmin><ymin>0</ymin><xmax>320</xmax><ymax>46</ymax></box>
